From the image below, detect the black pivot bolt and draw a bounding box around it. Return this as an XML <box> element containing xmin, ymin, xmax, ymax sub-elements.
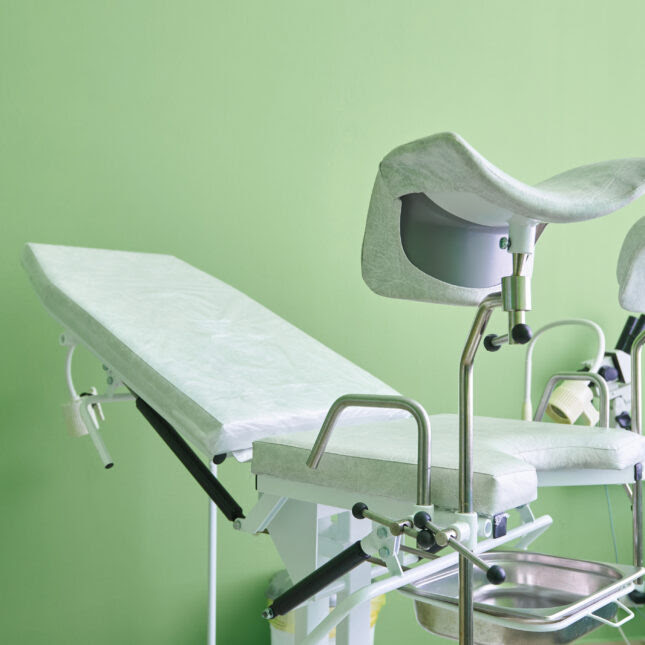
<box><xmin>413</xmin><ymin>510</ymin><xmax>432</xmax><ymax>529</ymax></box>
<box><xmin>416</xmin><ymin>529</ymin><xmax>436</xmax><ymax>551</ymax></box>
<box><xmin>352</xmin><ymin>502</ymin><xmax>368</xmax><ymax>520</ymax></box>
<box><xmin>598</xmin><ymin>365</ymin><xmax>619</xmax><ymax>383</ymax></box>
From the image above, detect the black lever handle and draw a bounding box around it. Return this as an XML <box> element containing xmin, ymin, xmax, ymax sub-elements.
<box><xmin>263</xmin><ymin>540</ymin><xmax>370</xmax><ymax>619</ymax></box>
<box><xmin>511</xmin><ymin>323</ymin><xmax>532</xmax><ymax>344</ymax></box>
<box><xmin>136</xmin><ymin>397</ymin><xmax>244</xmax><ymax>522</ymax></box>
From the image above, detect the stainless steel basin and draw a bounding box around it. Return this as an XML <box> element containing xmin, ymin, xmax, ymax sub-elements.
<box><xmin>400</xmin><ymin>551</ymin><xmax>643</xmax><ymax>644</ymax></box>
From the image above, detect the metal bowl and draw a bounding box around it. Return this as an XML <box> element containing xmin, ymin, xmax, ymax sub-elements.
<box><xmin>400</xmin><ymin>551</ymin><xmax>642</xmax><ymax>644</ymax></box>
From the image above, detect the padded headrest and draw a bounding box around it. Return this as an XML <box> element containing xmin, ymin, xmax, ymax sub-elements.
<box><xmin>362</xmin><ymin>132</ymin><xmax>645</xmax><ymax>306</ymax></box>
<box><xmin>618</xmin><ymin>216</ymin><xmax>645</xmax><ymax>313</ymax></box>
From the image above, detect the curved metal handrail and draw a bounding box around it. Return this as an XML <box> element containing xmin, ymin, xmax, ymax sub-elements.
<box><xmin>533</xmin><ymin>371</ymin><xmax>610</xmax><ymax>427</ymax></box>
<box><xmin>306</xmin><ymin>393</ymin><xmax>431</xmax><ymax>506</ymax></box>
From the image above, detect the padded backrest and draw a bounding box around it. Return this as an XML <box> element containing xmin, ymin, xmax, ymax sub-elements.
<box><xmin>22</xmin><ymin>243</ymin><xmax>401</xmax><ymax>457</ymax></box>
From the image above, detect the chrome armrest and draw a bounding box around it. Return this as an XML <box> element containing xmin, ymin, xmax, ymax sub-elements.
<box><xmin>306</xmin><ymin>394</ymin><xmax>431</xmax><ymax>506</ymax></box>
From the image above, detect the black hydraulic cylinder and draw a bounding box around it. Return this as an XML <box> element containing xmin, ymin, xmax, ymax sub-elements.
<box><xmin>616</xmin><ymin>316</ymin><xmax>637</xmax><ymax>352</ymax></box>
<box><xmin>266</xmin><ymin>540</ymin><xmax>370</xmax><ymax>618</ymax></box>
<box><xmin>625</xmin><ymin>315</ymin><xmax>645</xmax><ymax>353</ymax></box>
<box><xmin>136</xmin><ymin>397</ymin><xmax>244</xmax><ymax>522</ymax></box>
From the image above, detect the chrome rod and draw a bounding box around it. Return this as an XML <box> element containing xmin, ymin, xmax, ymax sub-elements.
<box><xmin>489</xmin><ymin>333</ymin><xmax>509</xmax><ymax>347</ymax></box>
<box><xmin>533</xmin><ymin>371</ymin><xmax>610</xmax><ymax>427</ymax></box>
<box><xmin>632</xmin><ymin>330</ymin><xmax>645</xmax><ymax>578</ymax></box>
<box><xmin>459</xmin><ymin>293</ymin><xmax>503</xmax><ymax>645</ymax></box>
<box><xmin>503</xmin><ymin>253</ymin><xmax>531</xmax><ymax>341</ymax></box>
<box><xmin>306</xmin><ymin>394</ymin><xmax>431</xmax><ymax>506</ymax></box>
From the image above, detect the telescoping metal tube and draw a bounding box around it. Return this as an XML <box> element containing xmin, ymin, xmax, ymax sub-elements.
<box><xmin>459</xmin><ymin>293</ymin><xmax>503</xmax><ymax>645</ymax></box>
<box><xmin>631</xmin><ymin>329</ymin><xmax>645</xmax><ymax>597</ymax></box>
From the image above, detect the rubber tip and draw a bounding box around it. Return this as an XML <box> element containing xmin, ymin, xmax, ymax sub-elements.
<box><xmin>629</xmin><ymin>589</ymin><xmax>645</xmax><ymax>604</ymax></box>
<box><xmin>486</xmin><ymin>565</ymin><xmax>506</xmax><ymax>585</ymax></box>
<box><xmin>416</xmin><ymin>529</ymin><xmax>435</xmax><ymax>551</ymax></box>
<box><xmin>413</xmin><ymin>510</ymin><xmax>431</xmax><ymax>529</ymax></box>
<box><xmin>105</xmin><ymin>463</ymin><xmax>114</xmax><ymax>470</ymax></box>
<box><xmin>511</xmin><ymin>324</ymin><xmax>532</xmax><ymax>344</ymax></box>
<box><xmin>483</xmin><ymin>334</ymin><xmax>501</xmax><ymax>352</ymax></box>
<box><xmin>352</xmin><ymin>502</ymin><xmax>368</xmax><ymax>519</ymax></box>
<box><xmin>262</xmin><ymin>607</ymin><xmax>274</xmax><ymax>620</ymax></box>
<box><xmin>212</xmin><ymin>453</ymin><xmax>226</xmax><ymax>465</ymax></box>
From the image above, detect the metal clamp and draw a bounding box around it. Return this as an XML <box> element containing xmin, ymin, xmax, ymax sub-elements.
<box><xmin>60</xmin><ymin>336</ymin><xmax>134</xmax><ymax>468</ymax></box>
<box><xmin>413</xmin><ymin>512</ymin><xmax>506</xmax><ymax>585</ymax></box>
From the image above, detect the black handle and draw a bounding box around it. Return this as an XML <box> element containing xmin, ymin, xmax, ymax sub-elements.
<box><xmin>511</xmin><ymin>323</ymin><xmax>532</xmax><ymax>344</ymax></box>
<box><xmin>265</xmin><ymin>540</ymin><xmax>369</xmax><ymax>618</ymax></box>
<box><xmin>486</xmin><ymin>565</ymin><xmax>506</xmax><ymax>585</ymax></box>
<box><xmin>483</xmin><ymin>334</ymin><xmax>502</xmax><ymax>352</ymax></box>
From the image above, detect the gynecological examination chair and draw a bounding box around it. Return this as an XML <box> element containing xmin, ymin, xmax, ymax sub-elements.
<box><xmin>22</xmin><ymin>132</ymin><xmax>645</xmax><ymax>645</ymax></box>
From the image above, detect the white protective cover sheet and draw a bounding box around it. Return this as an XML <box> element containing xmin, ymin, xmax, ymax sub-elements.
<box><xmin>363</xmin><ymin>132</ymin><xmax>645</xmax><ymax>306</ymax></box>
<box><xmin>252</xmin><ymin>414</ymin><xmax>645</xmax><ymax>515</ymax></box>
<box><xmin>22</xmin><ymin>243</ymin><xmax>401</xmax><ymax>457</ymax></box>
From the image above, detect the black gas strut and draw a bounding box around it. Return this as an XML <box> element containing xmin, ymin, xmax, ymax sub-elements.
<box><xmin>136</xmin><ymin>397</ymin><xmax>244</xmax><ymax>522</ymax></box>
<box><xmin>262</xmin><ymin>541</ymin><xmax>370</xmax><ymax>619</ymax></box>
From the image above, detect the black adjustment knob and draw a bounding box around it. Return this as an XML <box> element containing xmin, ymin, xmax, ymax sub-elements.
<box><xmin>416</xmin><ymin>529</ymin><xmax>436</xmax><ymax>551</ymax></box>
<box><xmin>598</xmin><ymin>365</ymin><xmax>619</xmax><ymax>383</ymax></box>
<box><xmin>616</xmin><ymin>412</ymin><xmax>632</xmax><ymax>430</ymax></box>
<box><xmin>484</xmin><ymin>334</ymin><xmax>502</xmax><ymax>352</ymax></box>
<box><xmin>511</xmin><ymin>324</ymin><xmax>532</xmax><ymax>344</ymax></box>
<box><xmin>629</xmin><ymin>589</ymin><xmax>645</xmax><ymax>604</ymax></box>
<box><xmin>352</xmin><ymin>502</ymin><xmax>368</xmax><ymax>519</ymax></box>
<box><xmin>486</xmin><ymin>565</ymin><xmax>506</xmax><ymax>585</ymax></box>
<box><xmin>413</xmin><ymin>511</ymin><xmax>431</xmax><ymax>529</ymax></box>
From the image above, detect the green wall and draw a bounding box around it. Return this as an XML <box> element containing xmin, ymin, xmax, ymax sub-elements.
<box><xmin>2</xmin><ymin>1</ymin><xmax>645</xmax><ymax>643</ymax></box>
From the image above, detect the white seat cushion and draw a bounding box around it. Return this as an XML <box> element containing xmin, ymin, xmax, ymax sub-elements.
<box><xmin>252</xmin><ymin>414</ymin><xmax>645</xmax><ymax>516</ymax></box>
<box><xmin>456</xmin><ymin>415</ymin><xmax>645</xmax><ymax>471</ymax></box>
<box><xmin>253</xmin><ymin>418</ymin><xmax>537</xmax><ymax>516</ymax></box>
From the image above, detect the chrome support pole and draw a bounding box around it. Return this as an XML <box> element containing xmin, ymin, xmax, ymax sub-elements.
<box><xmin>459</xmin><ymin>293</ymin><xmax>503</xmax><ymax>645</ymax></box>
<box><xmin>307</xmin><ymin>394</ymin><xmax>431</xmax><ymax>506</ymax></box>
<box><xmin>207</xmin><ymin>462</ymin><xmax>217</xmax><ymax>645</ymax></box>
<box><xmin>631</xmin><ymin>330</ymin><xmax>645</xmax><ymax>580</ymax></box>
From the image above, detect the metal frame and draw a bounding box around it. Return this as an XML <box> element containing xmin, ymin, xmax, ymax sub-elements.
<box><xmin>306</xmin><ymin>393</ymin><xmax>432</xmax><ymax>506</ymax></box>
<box><xmin>207</xmin><ymin>463</ymin><xmax>218</xmax><ymax>645</ymax></box>
<box><xmin>631</xmin><ymin>329</ymin><xmax>645</xmax><ymax>581</ymax></box>
<box><xmin>59</xmin><ymin>302</ymin><xmax>645</xmax><ymax>645</ymax></box>
<box><xmin>458</xmin><ymin>292</ymin><xmax>503</xmax><ymax>645</ymax></box>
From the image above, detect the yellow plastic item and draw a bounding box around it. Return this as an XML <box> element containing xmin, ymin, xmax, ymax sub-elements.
<box><xmin>269</xmin><ymin>594</ymin><xmax>386</xmax><ymax>636</ymax></box>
